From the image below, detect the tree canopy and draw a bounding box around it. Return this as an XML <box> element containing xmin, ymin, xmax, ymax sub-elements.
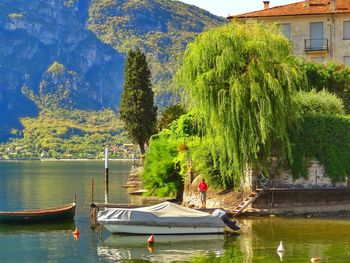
<box><xmin>177</xmin><ymin>21</ymin><xmax>305</xmax><ymax>184</ymax></box>
<box><xmin>119</xmin><ymin>49</ymin><xmax>157</xmax><ymax>154</ymax></box>
<box><xmin>301</xmin><ymin>61</ymin><xmax>350</xmax><ymax>112</ymax></box>
<box><xmin>158</xmin><ymin>104</ymin><xmax>186</xmax><ymax>131</ymax></box>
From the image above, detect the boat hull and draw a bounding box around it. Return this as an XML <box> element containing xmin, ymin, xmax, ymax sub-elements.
<box><xmin>102</xmin><ymin>223</ymin><xmax>224</xmax><ymax>235</ymax></box>
<box><xmin>0</xmin><ymin>203</ymin><xmax>76</xmax><ymax>223</ymax></box>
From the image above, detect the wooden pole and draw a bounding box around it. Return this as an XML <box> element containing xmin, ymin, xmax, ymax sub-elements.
<box><xmin>91</xmin><ymin>179</ymin><xmax>94</xmax><ymax>203</ymax></box>
<box><xmin>90</xmin><ymin>205</ymin><xmax>97</xmax><ymax>228</ymax></box>
<box><xmin>90</xmin><ymin>179</ymin><xmax>96</xmax><ymax>228</ymax></box>
<box><xmin>104</xmin><ymin>146</ymin><xmax>109</xmax><ymax>204</ymax></box>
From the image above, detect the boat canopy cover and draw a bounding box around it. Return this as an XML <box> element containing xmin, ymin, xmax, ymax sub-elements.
<box><xmin>97</xmin><ymin>202</ymin><xmax>225</xmax><ymax>228</ymax></box>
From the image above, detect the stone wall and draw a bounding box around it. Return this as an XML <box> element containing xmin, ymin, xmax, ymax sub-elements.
<box><xmin>252</xmin><ymin>188</ymin><xmax>350</xmax><ymax>214</ymax></box>
<box><xmin>268</xmin><ymin>159</ymin><xmax>347</xmax><ymax>189</ymax></box>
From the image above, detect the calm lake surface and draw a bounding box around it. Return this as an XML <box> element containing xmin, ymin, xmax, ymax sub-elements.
<box><xmin>1</xmin><ymin>160</ymin><xmax>350</xmax><ymax>263</ymax></box>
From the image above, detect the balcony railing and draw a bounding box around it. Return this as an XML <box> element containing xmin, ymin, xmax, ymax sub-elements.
<box><xmin>304</xmin><ymin>38</ymin><xmax>329</xmax><ymax>52</ymax></box>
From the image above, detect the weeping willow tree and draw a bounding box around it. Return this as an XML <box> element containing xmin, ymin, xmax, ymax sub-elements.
<box><xmin>177</xmin><ymin>21</ymin><xmax>305</xmax><ymax>185</ymax></box>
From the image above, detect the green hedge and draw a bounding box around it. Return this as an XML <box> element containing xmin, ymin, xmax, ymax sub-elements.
<box><xmin>294</xmin><ymin>89</ymin><xmax>344</xmax><ymax>116</ymax></box>
<box><xmin>290</xmin><ymin>115</ymin><xmax>350</xmax><ymax>182</ymax></box>
<box><xmin>302</xmin><ymin>61</ymin><xmax>350</xmax><ymax>112</ymax></box>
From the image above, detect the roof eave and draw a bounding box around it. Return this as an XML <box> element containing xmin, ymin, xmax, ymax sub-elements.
<box><xmin>228</xmin><ymin>11</ymin><xmax>350</xmax><ymax>20</ymax></box>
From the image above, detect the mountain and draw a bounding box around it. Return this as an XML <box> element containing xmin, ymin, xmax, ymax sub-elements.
<box><xmin>87</xmin><ymin>0</ymin><xmax>225</xmax><ymax>106</ymax></box>
<box><xmin>0</xmin><ymin>0</ymin><xmax>225</xmax><ymax>141</ymax></box>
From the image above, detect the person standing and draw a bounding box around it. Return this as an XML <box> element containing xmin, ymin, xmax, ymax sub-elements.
<box><xmin>197</xmin><ymin>178</ymin><xmax>208</xmax><ymax>208</ymax></box>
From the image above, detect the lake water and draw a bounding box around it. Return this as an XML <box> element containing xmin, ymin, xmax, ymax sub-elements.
<box><xmin>1</xmin><ymin>161</ymin><xmax>350</xmax><ymax>262</ymax></box>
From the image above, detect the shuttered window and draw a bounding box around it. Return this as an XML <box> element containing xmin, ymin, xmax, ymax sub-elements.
<box><xmin>310</xmin><ymin>22</ymin><xmax>324</xmax><ymax>49</ymax></box>
<box><xmin>344</xmin><ymin>21</ymin><xmax>350</xmax><ymax>39</ymax></box>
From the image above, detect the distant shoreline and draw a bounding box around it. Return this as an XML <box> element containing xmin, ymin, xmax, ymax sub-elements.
<box><xmin>0</xmin><ymin>158</ymin><xmax>139</xmax><ymax>162</ymax></box>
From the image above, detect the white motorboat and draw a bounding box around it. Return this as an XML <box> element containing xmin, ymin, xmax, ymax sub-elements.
<box><xmin>97</xmin><ymin>201</ymin><xmax>228</xmax><ymax>235</ymax></box>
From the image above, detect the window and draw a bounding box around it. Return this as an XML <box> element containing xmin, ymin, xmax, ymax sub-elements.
<box><xmin>344</xmin><ymin>21</ymin><xmax>350</xmax><ymax>39</ymax></box>
<box><xmin>344</xmin><ymin>56</ymin><xmax>350</xmax><ymax>66</ymax></box>
<box><xmin>310</xmin><ymin>22</ymin><xmax>324</xmax><ymax>49</ymax></box>
<box><xmin>279</xmin><ymin>23</ymin><xmax>291</xmax><ymax>40</ymax></box>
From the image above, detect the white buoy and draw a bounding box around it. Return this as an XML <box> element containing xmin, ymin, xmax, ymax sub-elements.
<box><xmin>277</xmin><ymin>241</ymin><xmax>285</xmax><ymax>252</ymax></box>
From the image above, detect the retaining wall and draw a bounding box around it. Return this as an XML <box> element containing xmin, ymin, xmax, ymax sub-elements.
<box><xmin>252</xmin><ymin>188</ymin><xmax>350</xmax><ymax>215</ymax></box>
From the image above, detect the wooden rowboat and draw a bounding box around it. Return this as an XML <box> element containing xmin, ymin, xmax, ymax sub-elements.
<box><xmin>0</xmin><ymin>202</ymin><xmax>76</xmax><ymax>223</ymax></box>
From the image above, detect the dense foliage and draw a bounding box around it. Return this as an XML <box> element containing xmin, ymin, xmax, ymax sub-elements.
<box><xmin>177</xmin><ymin>21</ymin><xmax>305</xmax><ymax>185</ymax></box>
<box><xmin>302</xmin><ymin>61</ymin><xmax>350</xmax><ymax>112</ymax></box>
<box><xmin>142</xmin><ymin>131</ymin><xmax>182</xmax><ymax>197</ymax></box>
<box><xmin>289</xmin><ymin>89</ymin><xmax>349</xmax><ymax>182</ymax></box>
<box><xmin>119</xmin><ymin>49</ymin><xmax>157</xmax><ymax>154</ymax></box>
<box><xmin>158</xmin><ymin>104</ymin><xmax>187</xmax><ymax>131</ymax></box>
<box><xmin>294</xmin><ymin>89</ymin><xmax>345</xmax><ymax>116</ymax></box>
<box><xmin>142</xmin><ymin>113</ymin><xmax>200</xmax><ymax>197</ymax></box>
<box><xmin>290</xmin><ymin>115</ymin><xmax>350</xmax><ymax>182</ymax></box>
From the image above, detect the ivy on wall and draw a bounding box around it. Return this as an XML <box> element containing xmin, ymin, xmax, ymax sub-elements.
<box><xmin>289</xmin><ymin>115</ymin><xmax>350</xmax><ymax>182</ymax></box>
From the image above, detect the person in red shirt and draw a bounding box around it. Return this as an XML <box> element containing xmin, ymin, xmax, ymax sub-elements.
<box><xmin>197</xmin><ymin>178</ymin><xmax>208</xmax><ymax>208</ymax></box>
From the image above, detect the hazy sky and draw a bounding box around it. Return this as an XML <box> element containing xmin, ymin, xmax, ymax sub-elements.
<box><xmin>179</xmin><ymin>0</ymin><xmax>298</xmax><ymax>17</ymax></box>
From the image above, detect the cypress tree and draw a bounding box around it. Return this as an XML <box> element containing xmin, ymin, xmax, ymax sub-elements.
<box><xmin>120</xmin><ymin>49</ymin><xmax>157</xmax><ymax>154</ymax></box>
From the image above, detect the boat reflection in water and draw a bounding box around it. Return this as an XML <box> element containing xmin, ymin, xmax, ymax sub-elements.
<box><xmin>98</xmin><ymin>234</ymin><xmax>226</xmax><ymax>262</ymax></box>
<box><xmin>0</xmin><ymin>221</ymin><xmax>76</xmax><ymax>235</ymax></box>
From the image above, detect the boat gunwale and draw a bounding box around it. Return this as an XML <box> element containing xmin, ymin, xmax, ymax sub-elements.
<box><xmin>0</xmin><ymin>203</ymin><xmax>76</xmax><ymax>216</ymax></box>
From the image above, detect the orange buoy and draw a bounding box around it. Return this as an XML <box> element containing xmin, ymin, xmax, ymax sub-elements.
<box><xmin>147</xmin><ymin>234</ymin><xmax>155</xmax><ymax>244</ymax></box>
<box><xmin>73</xmin><ymin>227</ymin><xmax>80</xmax><ymax>236</ymax></box>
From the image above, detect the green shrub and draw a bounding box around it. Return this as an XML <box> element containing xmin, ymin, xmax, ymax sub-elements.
<box><xmin>142</xmin><ymin>131</ymin><xmax>183</xmax><ymax>197</ymax></box>
<box><xmin>169</xmin><ymin>112</ymin><xmax>201</xmax><ymax>138</ymax></box>
<box><xmin>158</xmin><ymin>104</ymin><xmax>186</xmax><ymax>131</ymax></box>
<box><xmin>302</xmin><ymin>61</ymin><xmax>350</xmax><ymax>112</ymax></box>
<box><xmin>294</xmin><ymin>89</ymin><xmax>345</xmax><ymax>116</ymax></box>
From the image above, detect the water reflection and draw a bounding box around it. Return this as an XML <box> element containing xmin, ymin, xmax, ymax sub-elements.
<box><xmin>98</xmin><ymin>234</ymin><xmax>227</xmax><ymax>262</ymax></box>
<box><xmin>277</xmin><ymin>250</ymin><xmax>284</xmax><ymax>261</ymax></box>
<box><xmin>0</xmin><ymin>221</ymin><xmax>75</xmax><ymax>235</ymax></box>
<box><xmin>95</xmin><ymin>218</ymin><xmax>350</xmax><ymax>262</ymax></box>
<box><xmin>235</xmin><ymin>217</ymin><xmax>350</xmax><ymax>263</ymax></box>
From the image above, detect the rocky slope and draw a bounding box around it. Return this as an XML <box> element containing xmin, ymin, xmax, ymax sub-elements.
<box><xmin>87</xmin><ymin>0</ymin><xmax>225</xmax><ymax>106</ymax></box>
<box><xmin>0</xmin><ymin>0</ymin><xmax>225</xmax><ymax>140</ymax></box>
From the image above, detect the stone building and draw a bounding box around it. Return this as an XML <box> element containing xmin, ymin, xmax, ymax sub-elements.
<box><xmin>228</xmin><ymin>0</ymin><xmax>350</xmax><ymax>65</ymax></box>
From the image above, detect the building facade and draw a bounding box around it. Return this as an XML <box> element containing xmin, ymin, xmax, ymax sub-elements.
<box><xmin>229</xmin><ymin>0</ymin><xmax>350</xmax><ymax>65</ymax></box>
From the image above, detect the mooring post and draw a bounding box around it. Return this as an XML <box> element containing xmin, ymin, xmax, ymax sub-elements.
<box><xmin>90</xmin><ymin>204</ymin><xmax>97</xmax><ymax>228</ymax></box>
<box><xmin>104</xmin><ymin>146</ymin><xmax>109</xmax><ymax>204</ymax></box>
<box><xmin>90</xmin><ymin>179</ymin><xmax>96</xmax><ymax>228</ymax></box>
<box><xmin>91</xmin><ymin>178</ymin><xmax>94</xmax><ymax>203</ymax></box>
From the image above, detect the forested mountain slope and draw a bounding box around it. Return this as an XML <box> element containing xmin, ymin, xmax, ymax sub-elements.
<box><xmin>0</xmin><ymin>0</ymin><xmax>225</xmax><ymax>141</ymax></box>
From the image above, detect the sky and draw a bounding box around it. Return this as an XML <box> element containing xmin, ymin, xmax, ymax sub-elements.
<box><xmin>179</xmin><ymin>0</ymin><xmax>298</xmax><ymax>17</ymax></box>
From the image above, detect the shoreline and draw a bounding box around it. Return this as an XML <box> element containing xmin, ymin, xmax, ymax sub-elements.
<box><xmin>240</xmin><ymin>208</ymin><xmax>350</xmax><ymax>219</ymax></box>
<box><xmin>125</xmin><ymin>165</ymin><xmax>350</xmax><ymax>219</ymax></box>
<box><xmin>0</xmin><ymin>158</ymin><xmax>139</xmax><ymax>162</ymax></box>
